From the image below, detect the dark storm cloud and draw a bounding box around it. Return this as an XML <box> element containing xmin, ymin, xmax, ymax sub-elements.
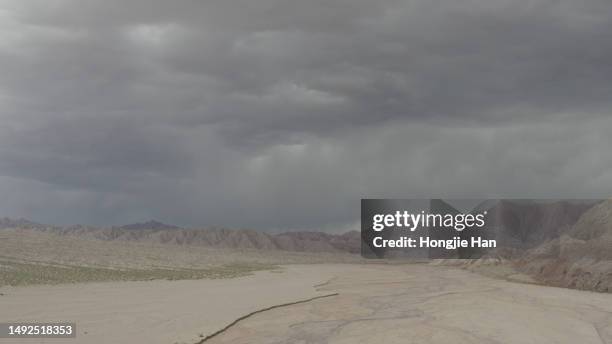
<box><xmin>0</xmin><ymin>0</ymin><xmax>611</xmax><ymax>229</ymax></box>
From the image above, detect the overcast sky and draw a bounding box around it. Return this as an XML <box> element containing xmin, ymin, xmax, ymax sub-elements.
<box><xmin>0</xmin><ymin>0</ymin><xmax>611</xmax><ymax>230</ymax></box>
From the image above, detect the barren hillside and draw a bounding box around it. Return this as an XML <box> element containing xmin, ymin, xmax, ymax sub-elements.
<box><xmin>516</xmin><ymin>200</ymin><xmax>612</xmax><ymax>292</ymax></box>
<box><xmin>0</xmin><ymin>219</ymin><xmax>360</xmax><ymax>254</ymax></box>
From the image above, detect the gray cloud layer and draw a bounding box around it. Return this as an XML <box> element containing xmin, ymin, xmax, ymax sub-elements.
<box><xmin>0</xmin><ymin>0</ymin><xmax>611</xmax><ymax>229</ymax></box>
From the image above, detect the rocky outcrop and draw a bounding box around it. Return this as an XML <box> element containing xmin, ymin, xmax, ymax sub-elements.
<box><xmin>482</xmin><ymin>200</ymin><xmax>594</xmax><ymax>249</ymax></box>
<box><xmin>515</xmin><ymin>200</ymin><xmax>612</xmax><ymax>293</ymax></box>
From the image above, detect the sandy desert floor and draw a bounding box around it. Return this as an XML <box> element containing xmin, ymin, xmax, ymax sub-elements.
<box><xmin>2</xmin><ymin>264</ymin><xmax>612</xmax><ymax>344</ymax></box>
<box><xmin>0</xmin><ymin>265</ymin><xmax>339</xmax><ymax>344</ymax></box>
<box><xmin>206</xmin><ymin>264</ymin><xmax>612</xmax><ymax>344</ymax></box>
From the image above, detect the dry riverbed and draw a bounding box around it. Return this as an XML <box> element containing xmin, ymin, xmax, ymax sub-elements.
<box><xmin>206</xmin><ymin>264</ymin><xmax>612</xmax><ymax>344</ymax></box>
<box><xmin>2</xmin><ymin>264</ymin><xmax>612</xmax><ymax>344</ymax></box>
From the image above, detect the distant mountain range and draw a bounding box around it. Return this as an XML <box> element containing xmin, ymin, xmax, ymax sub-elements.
<box><xmin>2</xmin><ymin>198</ymin><xmax>612</xmax><ymax>293</ymax></box>
<box><xmin>0</xmin><ymin>200</ymin><xmax>602</xmax><ymax>256</ymax></box>
<box><xmin>0</xmin><ymin>217</ymin><xmax>46</xmax><ymax>229</ymax></box>
<box><xmin>119</xmin><ymin>220</ymin><xmax>182</xmax><ymax>231</ymax></box>
<box><xmin>0</xmin><ymin>218</ymin><xmax>361</xmax><ymax>254</ymax></box>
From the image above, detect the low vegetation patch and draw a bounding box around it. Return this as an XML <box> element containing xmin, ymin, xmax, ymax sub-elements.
<box><xmin>0</xmin><ymin>260</ymin><xmax>278</xmax><ymax>287</ymax></box>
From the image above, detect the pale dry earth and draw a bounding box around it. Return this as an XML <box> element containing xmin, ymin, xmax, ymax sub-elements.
<box><xmin>206</xmin><ymin>264</ymin><xmax>612</xmax><ymax>344</ymax></box>
<box><xmin>1</xmin><ymin>264</ymin><xmax>612</xmax><ymax>344</ymax></box>
<box><xmin>1</xmin><ymin>230</ymin><xmax>612</xmax><ymax>343</ymax></box>
<box><xmin>0</xmin><ymin>265</ymin><xmax>340</xmax><ymax>344</ymax></box>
